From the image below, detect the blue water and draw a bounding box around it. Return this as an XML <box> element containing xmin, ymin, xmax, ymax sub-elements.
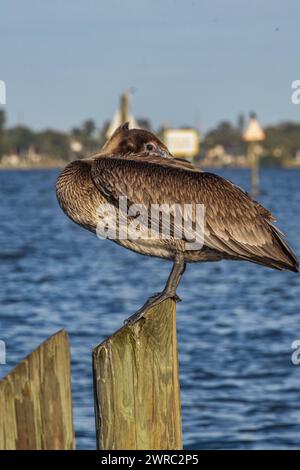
<box><xmin>0</xmin><ymin>168</ymin><xmax>300</xmax><ymax>450</ymax></box>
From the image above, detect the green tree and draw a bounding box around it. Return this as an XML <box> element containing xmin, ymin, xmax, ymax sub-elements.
<box><xmin>82</xmin><ymin>119</ymin><xmax>96</xmax><ymax>138</ymax></box>
<box><xmin>71</xmin><ymin>127</ymin><xmax>82</xmax><ymax>138</ymax></box>
<box><xmin>36</xmin><ymin>130</ymin><xmax>71</xmax><ymax>160</ymax></box>
<box><xmin>237</xmin><ymin>113</ymin><xmax>245</xmax><ymax>134</ymax></box>
<box><xmin>204</xmin><ymin>121</ymin><xmax>243</xmax><ymax>150</ymax></box>
<box><xmin>264</xmin><ymin>122</ymin><xmax>300</xmax><ymax>161</ymax></box>
<box><xmin>70</xmin><ymin>119</ymin><xmax>101</xmax><ymax>154</ymax></box>
<box><xmin>5</xmin><ymin>125</ymin><xmax>36</xmax><ymax>153</ymax></box>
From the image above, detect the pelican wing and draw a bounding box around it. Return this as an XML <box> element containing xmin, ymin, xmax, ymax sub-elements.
<box><xmin>91</xmin><ymin>156</ymin><xmax>298</xmax><ymax>271</ymax></box>
<box><xmin>91</xmin><ymin>151</ymin><xmax>201</xmax><ymax>172</ymax></box>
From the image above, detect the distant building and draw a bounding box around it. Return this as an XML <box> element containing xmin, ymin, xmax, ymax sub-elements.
<box><xmin>202</xmin><ymin>144</ymin><xmax>247</xmax><ymax>168</ymax></box>
<box><xmin>70</xmin><ymin>140</ymin><xmax>83</xmax><ymax>153</ymax></box>
<box><xmin>1</xmin><ymin>152</ymin><xmax>20</xmax><ymax>166</ymax></box>
<box><xmin>106</xmin><ymin>90</ymin><xmax>140</xmax><ymax>139</ymax></box>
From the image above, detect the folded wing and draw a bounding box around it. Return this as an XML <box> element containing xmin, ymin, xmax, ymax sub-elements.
<box><xmin>90</xmin><ymin>156</ymin><xmax>298</xmax><ymax>271</ymax></box>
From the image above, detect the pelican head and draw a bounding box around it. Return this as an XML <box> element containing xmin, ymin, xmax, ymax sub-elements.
<box><xmin>101</xmin><ymin>122</ymin><xmax>172</xmax><ymax>158</ymax></box>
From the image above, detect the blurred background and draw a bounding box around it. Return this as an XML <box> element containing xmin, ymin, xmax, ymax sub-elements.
<box><xmin>1</xmin><ymin>0</ymin><xmax>300</xmax><ymax>449</ymax></box>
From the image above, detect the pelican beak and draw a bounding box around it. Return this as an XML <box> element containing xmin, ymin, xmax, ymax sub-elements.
<box><xmin>157</xmin><ymin>148</ymin><xmax>173</xmax><ymax>159</ymax></box>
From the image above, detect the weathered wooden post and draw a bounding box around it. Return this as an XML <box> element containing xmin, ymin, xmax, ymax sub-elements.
<box><xmin>0</xmin><ymin>330</ymin><xmax>75</xmax><ymax>450</ymax></box>
<box><xmin>243</xmin><ymin>113</ymin><xmax>266</xmax><ymax>197</ymax></box>
<box><xmin>249</xmin><ymin>142</ymin><xmax>259</xmax><ymax>197</ymax></box>
<box><xmin>93</xmin><ymin>299</ymin><xmax>182</xmax><ymax>450</ymax></box>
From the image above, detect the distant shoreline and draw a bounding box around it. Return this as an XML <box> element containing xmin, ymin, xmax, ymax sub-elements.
<box><xmin>0</xmin><ymin>162</ymin><xmax>65</xmax><ymax>170</ymax></box>
<box><xmin>1</xmin><ymin>165</ymin><xmax>300</xmax><ymax>171</ymax></box>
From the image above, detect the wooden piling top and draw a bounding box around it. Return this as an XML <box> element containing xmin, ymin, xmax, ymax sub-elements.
<box><xmin>93</xmin><ymin>299</ymin><xmax>182</xmax><ymax>450</ymax></box>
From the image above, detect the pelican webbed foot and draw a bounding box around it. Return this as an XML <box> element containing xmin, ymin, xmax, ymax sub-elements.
<box><xmin>124</xmin><ymin>290</ymin><xmax>181</xmax><ymax>326</ymax></box>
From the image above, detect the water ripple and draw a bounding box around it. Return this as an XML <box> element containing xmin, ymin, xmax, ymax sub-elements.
<box><xmin>0</xmin><ymin>168</ymin><xmax>300</xmax><ymax>449</ymax></box>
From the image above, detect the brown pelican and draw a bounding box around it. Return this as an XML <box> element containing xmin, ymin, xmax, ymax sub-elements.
<box><xmin>56</xmin><ymin>123</ymin><xmax>298</xmax><ymax>324</ymax></box>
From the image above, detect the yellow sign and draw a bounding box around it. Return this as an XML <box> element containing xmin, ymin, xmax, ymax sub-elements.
<box><xmin>162</xmin><ymin>128</ymin><xmax>200</xmax><ymax>158</ymax></box>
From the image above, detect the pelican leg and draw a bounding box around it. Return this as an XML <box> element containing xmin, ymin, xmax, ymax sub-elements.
<box><xmin>124</xmin><ymin>252</ymin><xmax>186</xmax><ymax>325</ymax></box>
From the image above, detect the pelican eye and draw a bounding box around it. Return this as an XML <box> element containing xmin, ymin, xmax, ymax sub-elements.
<box><xmin>146</xmin><ymin>143</ymin><xmax>155</xmax><ymax>152</ymax></box>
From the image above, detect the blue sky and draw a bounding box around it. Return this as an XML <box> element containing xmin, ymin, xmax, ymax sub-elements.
<box><xmin>1</xmin><ymin>0</ymin><xmax>300</xmax><ymax>133</ymax></box>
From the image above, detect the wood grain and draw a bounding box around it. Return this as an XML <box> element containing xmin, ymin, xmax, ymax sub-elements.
<box><xmin>93</xmin><ymin>299</ymin><xmax>182</xmax><ymax>450</ymax></box>
<box><xmin>0</xmin><ymin>330</ymin><xmax>75</xmax><ymax>450</ymax></box>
